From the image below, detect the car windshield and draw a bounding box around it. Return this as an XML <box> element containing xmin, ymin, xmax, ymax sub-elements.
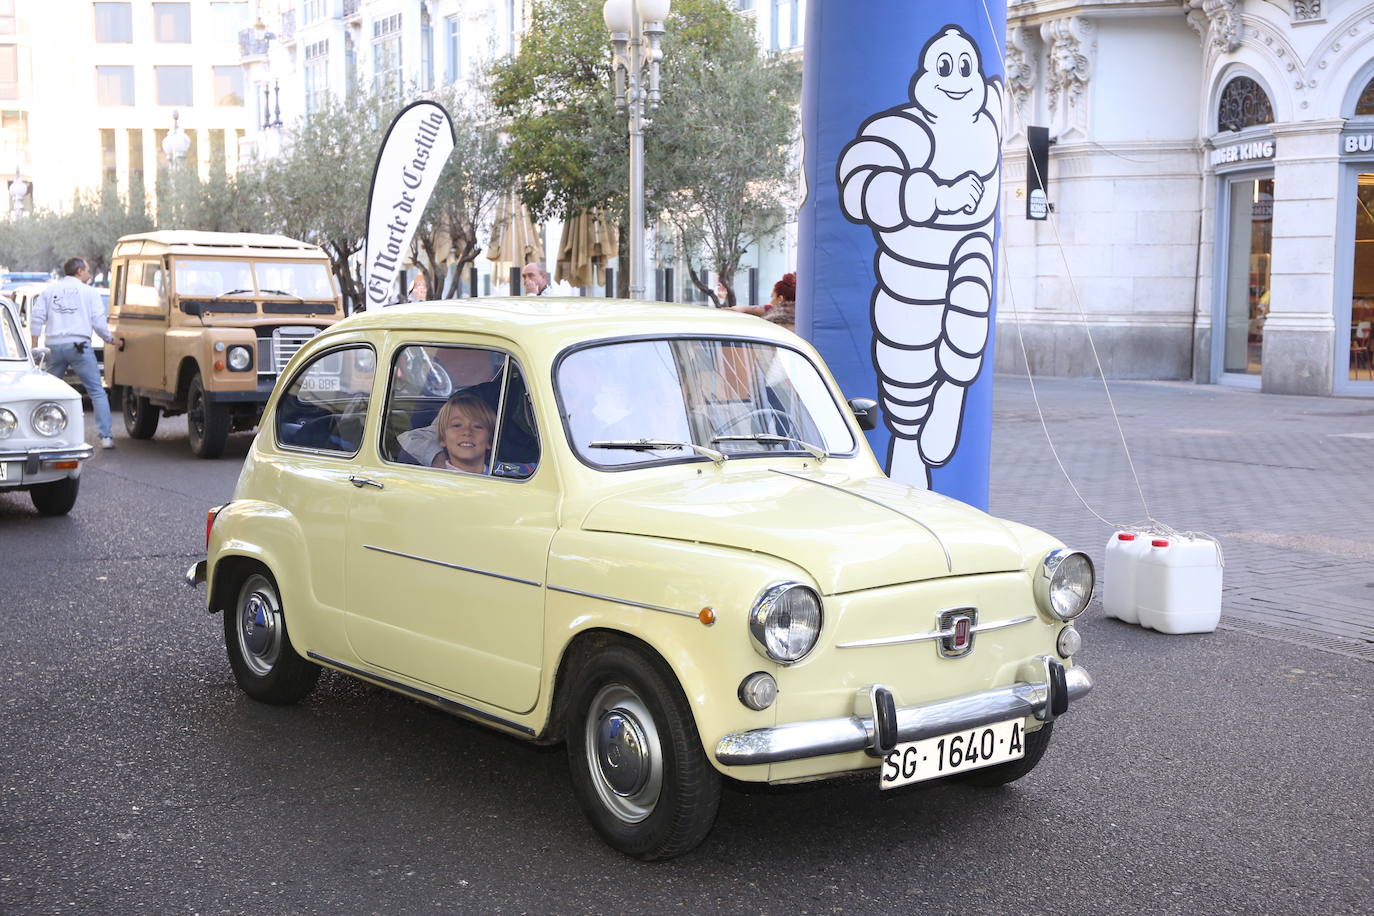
<box><xmin>173</xmin><ymin>259</ymin><xmax>333</xmax><ymax>299</ymax></box>
<box><xmin>0</xmin><ymin>303</ymin><xmax>26</xmax><ymax>360</ymax></box>
<box><xmin>558</xmin><ymin>338</ymin><xmax>855</xmax><ymax>468</ymax></box>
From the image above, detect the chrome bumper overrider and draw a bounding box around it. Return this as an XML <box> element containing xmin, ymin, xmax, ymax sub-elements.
<box><xmin>184</xmin><ymin>560</ymin><xmax>207</xmax><ymax>588</ymax></box>
<box><xmin>715</xmin><ymin>659</ymin><xmax>1093</xmax><ymax>767</ymax></box>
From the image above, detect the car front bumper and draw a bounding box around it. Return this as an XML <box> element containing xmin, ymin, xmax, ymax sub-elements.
<box><xmin>0</xmin><ymin>444</ymin><xmax>92</xmax><ymax>488</ymax></box>
<box><xmin>715</xmin><ymin>658</ymin><xmax>1092</xmax><ymax>767</ymax></box>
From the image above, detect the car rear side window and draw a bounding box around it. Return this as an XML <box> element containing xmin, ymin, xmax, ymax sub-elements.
<box><xmin>380</xmin><ymin>343</ymin><xmax>539</xmax><ymax>479</ymax></box>
<box><xmin>275</xmin><ymin>345</ymin><xmax>376</xmax><ymax>456</ymax></box>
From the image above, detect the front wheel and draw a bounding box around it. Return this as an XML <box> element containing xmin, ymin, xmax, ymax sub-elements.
<box><xmin>122</xmin><ymin>387</ymin><xmax>160</xmax><ymax>439</ymax></box>
<box><xmin>187</xmin><ymin>372</ymin><xmax>230</xmax><ymax>459</ymax></box>
<box><xmin>955</xmin><ymin>721</ymin><xmax>1054</xmax><ymax>787</ymax></box>
<box><xmin>30</xmin><ymin>476</ymin><xmax>79</xmax><ymax>516</ymax></box>
<box><xmin>566</xmin><ymin>643</ymin><xmax>721</xmax><ymax>860</ymax></box>
<box><xmin>223</xmin><ymin>569</ymin><xmax>320</xmax><ymax>705</ymax></box>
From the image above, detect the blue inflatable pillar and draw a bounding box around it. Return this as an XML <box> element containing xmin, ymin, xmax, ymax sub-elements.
<box><xmin>796</xmin><ymin>2</ymin><xmax>1006</xmax><ymax>510</ymax></box>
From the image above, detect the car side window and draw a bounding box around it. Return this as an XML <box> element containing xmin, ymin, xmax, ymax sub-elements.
<box><xmin>381</xmin><ymin>344</ymin><xmax>537</xmax><ymax>479</ymax></box>
<box><xmin>123</xmin><ymin>259</ymin><xmax>167</xmax><ymax>316</ymax></box>
<box><xmin>275</xmin><ymin>345</ymin><xmax>377</xmax><ymax>456</ymax></box>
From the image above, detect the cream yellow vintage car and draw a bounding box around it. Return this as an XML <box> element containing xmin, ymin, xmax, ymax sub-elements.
<box><xmin>187</xmin><ymin>299</ymin><xmax>1094</xmax><ymax>860</ymax></box>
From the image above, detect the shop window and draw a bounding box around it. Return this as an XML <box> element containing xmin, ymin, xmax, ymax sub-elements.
<box><xmin>1223</xmin><ymin>178</ymin><xmax>1273</xmax><ymax>376</ymax></box>
<box><xmin>1349</xmin><ymin>174</ymin><xmax>1374</xmax><ymax>382</ymax></box>
<box><xmin>1356</xmin><ymin>77</ymin><xmax>1374</xmax><ymax>116</ymax></box>
<box><xmin>1217</xmin><ymin>77</ymin><xmax>1274</xmax><ymax>133</ymax></box>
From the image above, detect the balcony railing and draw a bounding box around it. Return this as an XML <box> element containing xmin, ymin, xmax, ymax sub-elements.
<box><xmin>239</xmin><ymin>28</ymin><xmax>268</xmax><ymax>59</ymax></box>
<box><xmin>343</xmin><ymin>0</ymin><xmax>361</xmax><ymax>19</ymax></box>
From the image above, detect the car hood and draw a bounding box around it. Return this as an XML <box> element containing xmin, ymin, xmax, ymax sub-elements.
<box><xmin>0</xmin><ymin>363</ymin><xmax>80</xmax><ymax>401</ymax></box>
<box><xmin>579</xmin><ymin>466</ymin><xmax>1027</xmax><ymax>594</ymax></box>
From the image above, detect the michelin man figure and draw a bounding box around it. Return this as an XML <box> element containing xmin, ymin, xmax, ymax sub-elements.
<box><xmin>837</xmin><ymin>25</ymin><xmax>1002</xmax><ymax>488</ymax></box>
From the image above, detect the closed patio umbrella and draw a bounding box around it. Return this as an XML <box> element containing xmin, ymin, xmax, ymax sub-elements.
<box><xmin>556</xmin><ymin>209</ymin><xmax>620</xmax><ymax>289</ymax></box>
<box><xmin>486</xmin><ymin>189</ymin><xmax>544</xmax><ymax>280</ymax></box>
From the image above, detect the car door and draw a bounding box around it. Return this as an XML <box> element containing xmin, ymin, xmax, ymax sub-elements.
<box><xmin>343</xmin><ymin>336</ymin><xmax>556</xmax><ymax>715</ymax></box>
<box><xmin>111</xmin><ymin>258</ymin><xmax>167</xmax><ymax>392</ymax></box>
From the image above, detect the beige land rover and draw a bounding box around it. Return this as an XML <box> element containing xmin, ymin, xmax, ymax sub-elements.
<box><xmin>105</xmin><ymin>231</ymin><xmax>343</xmax><ymax>458</ymax></box>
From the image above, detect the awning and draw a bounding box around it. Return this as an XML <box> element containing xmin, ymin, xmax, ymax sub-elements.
<box><xmin>486</xmin><ymin>189</ymin><xmax>544</xmax><ymax>275</ymax></box>
<box><xmin>556</xmin><ymin>209</ymin><xmax>620</xmax><ymax>289</ymax></box>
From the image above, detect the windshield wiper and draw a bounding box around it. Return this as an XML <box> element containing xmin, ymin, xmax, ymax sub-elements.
<box><xmin>215</xmin><ymin>288</ymin><xmax>255</xmax><ymax>297</ymax></box>
<box><xmin>712</xmin><ymin>433</ymin><xmax>828</xmax><ymax>461</ymax></box>
<box><xmin>589</xmin><ymin>438</ymin><xmax>727</xmax><ymax>465</ymax></box>
<box><xmin>259</xmin><ymin>288</ymin><xmax>304</xmax><ymax>300</ymax></box>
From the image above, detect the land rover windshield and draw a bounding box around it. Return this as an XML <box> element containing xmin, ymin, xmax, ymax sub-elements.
<box><xmin>175</xmin><ymin>260</ymin><xmax>334</xmax><ymax>300</ymax></box>
<box><xmin>558</xmin><ymin>337</ymin><xmax>856</xmax><ymax>469</ymax></box>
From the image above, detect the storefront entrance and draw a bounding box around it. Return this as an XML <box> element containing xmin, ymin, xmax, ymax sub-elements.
<box><xmin>1347</xmin><ymin>172</ymin><xmax>1374</xmax><ymax>384</ymax></box>
<box><xmin>1220</xmin><ymin>175</ymin><xmax>1274</xmax><ymax>380</ymax></box>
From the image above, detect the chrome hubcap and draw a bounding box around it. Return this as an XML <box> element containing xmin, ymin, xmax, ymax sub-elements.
<box><xmin>237</xmin><ymin>576</ymin><xmax>281</xmax><ymax>677</ymax></box>
<box><xmin>585</xmin><ymin>683</ymin><xmax>662</xmax><ymax>824</ymax></box>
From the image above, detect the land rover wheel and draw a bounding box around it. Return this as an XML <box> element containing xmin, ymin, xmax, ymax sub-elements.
<box><xmin>566</xmin><ymin>643</ymin><xmax>721</xmax><ymax>860</ymax></box>
<box><xmin>224</xmin><ymin>569</ymin><xmax>320</xmax><ymax>705</ymax></box>
<box><xmin>187</xmin><ymin>372</ymin><xmax>230</xmax><ymax>459</ymax></box>
<box><xmin>122</xmin><ymin>387</ymin><xmax>159</xmax><ymax>439</ymax></box>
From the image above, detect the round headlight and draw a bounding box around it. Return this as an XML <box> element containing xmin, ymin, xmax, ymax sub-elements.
<box><xmin>0</xmin><ymin>407</ymin><xmax>15</xmax><ymax>438</ymax></box>
<box><xmin>227</xmin><ymin>345</ymin><xmax>252</xmax><ymax>371</ymax></box>
<box><xmin>31</xmin><ymin>402</ymin><xmax>67</xmax><ymax>437</ymax></box>
<box><xmin>749</xmin><ymin>582</ymin><xmax>822</xmax><ymax>664</ymax></box>
<box><xmin>1035</xmin><ymin>549</ymin><xmax>1094</xmax><ymax>621</ymax></box>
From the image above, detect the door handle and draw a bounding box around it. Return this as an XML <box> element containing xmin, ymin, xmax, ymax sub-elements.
<box><xmin>348</xmin><ymin>475</ymin><xmax>384</xmax><ymax>490</ymax></box>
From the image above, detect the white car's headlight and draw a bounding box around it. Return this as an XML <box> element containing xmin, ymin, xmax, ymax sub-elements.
<box><xmin>749</xmin><ymin>582</ymin><xmax>822</xmax><ymax>664</ymax></box>
<box><xmin>1035</xmin><ymin>549</ymin><xmax>1095</xmax><ymax>621</ymax></box>
<box><xmin>31</xmin><ymin>402</ymin><xmax>67</xmax><ymax>437</ymax></box>
<box><xmin>0</xmin><ymin>407</ymin><xmax>15</xmax><ymax>438</ymax></box>
<box><xmin>227</xmin><ymin>345</ymin><xmax>253</xmax><ymax>371</ymax></box>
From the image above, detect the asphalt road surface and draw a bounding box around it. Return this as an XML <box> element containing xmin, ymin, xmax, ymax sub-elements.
<box><xmin>2</xmin><ymin>415</ymin><xmax>1370</xmax><ymax>915</ymax></box>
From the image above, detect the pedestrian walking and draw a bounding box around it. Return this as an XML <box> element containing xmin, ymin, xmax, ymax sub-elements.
<box><xmin>30</xmin><ymin>257</ymin><xmax>115</xmax><ymax>448</ymax></box>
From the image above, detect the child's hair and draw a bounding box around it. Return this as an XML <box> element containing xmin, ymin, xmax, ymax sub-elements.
<box><xmin>435</xmin><ymin>391</ymin><xmax>497</xmax><ymax>445</ymax></box>
<box><xmin>772</xmin><ymin>272</ymin><xmax>796</xmax><ymax>303</ymax></box>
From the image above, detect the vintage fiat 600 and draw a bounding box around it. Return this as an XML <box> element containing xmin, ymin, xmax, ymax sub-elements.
<box><xmin>188</xmin><ymin>299</ymin><xmax>1094</xmax><ymax>860</ymax></box>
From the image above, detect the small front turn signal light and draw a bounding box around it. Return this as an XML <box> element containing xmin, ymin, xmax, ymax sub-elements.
<box><xmin>738</xmin><ymin>672</ymin><xmax>778</xmax><ymax>711</ymax></box>
<box><xmin>52</xmin><ymin>460</ymin><xmax>78</xmax><ymax>469</ymax></box>
<box><xmin>698</xmin><ymin>607</ymin><xmax>716</xmax><ymax>626</ymax></box>
<box><xmin>214</xmin><ymin>360</ymin><xmax>225</xmax><ymax>371</ymax></box>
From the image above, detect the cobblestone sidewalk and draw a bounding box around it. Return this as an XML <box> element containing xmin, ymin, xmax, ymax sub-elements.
<box><xmin>987</xmin><ymin>374</ymin><xmax>1374</xmax><ymax>662</ymax></box>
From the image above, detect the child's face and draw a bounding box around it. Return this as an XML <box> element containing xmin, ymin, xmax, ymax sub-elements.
<box><xmin>440</xmin><ymin>407</ymin><xmax>491</xmax><ymax>470</ymax></box>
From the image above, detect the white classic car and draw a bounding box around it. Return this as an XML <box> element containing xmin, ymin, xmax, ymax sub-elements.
<box><xmin>0</xmin><ymin>296</ymin><xmax>92</xmax><ymax>515</ymax></box>
<box><xmin>189</xmin><ymin>299</ymin><xmax>1094</xmax><ymax>860</ymax></box>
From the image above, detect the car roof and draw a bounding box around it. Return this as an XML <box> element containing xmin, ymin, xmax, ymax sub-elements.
<box><xmin>331</xmin><ymin>298</ymin><xmax>798</xmax><ymax>351</ymax></box>
<box><xmin>112</xmin><ymin>230</ymin><xmax>327</xmax><ymax>259</ymax></box>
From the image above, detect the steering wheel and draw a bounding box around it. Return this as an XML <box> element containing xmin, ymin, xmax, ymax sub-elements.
<box><xmin>715</xmin><ymin>407</ymin><xmax>800</xmax><ymax>441</ymax></box>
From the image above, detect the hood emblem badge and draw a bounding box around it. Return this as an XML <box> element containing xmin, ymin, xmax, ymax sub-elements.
<box><xmin>938</xmin><ymin>607</ymin><xmax>978</xmax><ymax>658</ymax></box>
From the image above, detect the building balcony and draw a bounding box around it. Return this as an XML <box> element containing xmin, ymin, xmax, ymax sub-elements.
<box><xmin>239</xmin><ymin>28</ymin><xmax>268</xmax><ymax>61</ymax></box>
<box><xmin>343</xmin><ymin>0</ymin><xmax>361</xmax><ymax>21</ymax></box>
<box><xmin>280</xmin><ymin>9</ymin><xmax>297</xmax><ymax>44</ymax></box>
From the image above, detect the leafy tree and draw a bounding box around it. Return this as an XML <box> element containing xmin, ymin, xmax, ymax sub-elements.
<box><xmin>490</xmin><ymin>0</ymin><xmax>798</xmax><ymax>305</ymax></box>
<box><xmin>0</xmin><ymin>183</ymin><xmax>150</xmax><ymax>280</ymax></box>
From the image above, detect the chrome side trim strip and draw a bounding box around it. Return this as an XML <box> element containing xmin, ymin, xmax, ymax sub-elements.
<box><xmin>306</xmin><ymin>652</ymin><xmax>536</xmax><ymax>736</ymax></box>
<box><xmin>715</xmin><ymin>663</ymin><xmax>1092</xmax><ymax>766</ymax></box>
<box><xmin>837</xmin><ymin>615</ymin><xmax>1036</xmax><ymax>649</ymax></box>
<box><xmin>362</xmin><ymin>544</ymin><xmax>541</xmax><ymax>588</ymax></box>
<box><xmin>546</xmin><ymin>584</ymin><xmax>700</xmax><ymax>619</ymax></box>
<box><xmin>768</xmin><ymin>469</ymin><xmax>953</xmax><ymax>571</ymax></box>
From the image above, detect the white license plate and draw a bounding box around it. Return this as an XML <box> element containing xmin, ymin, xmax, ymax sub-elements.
<box><xmin>879</xmin><ymin>718</ymin><xmax>1025</xmax><ymax>790</ymax></box>
<box><xmin>0</xmin><ymin>460</ymin><xmax>7</xmax><ymax>481</ymax></box>
<box><xmin>301</xmin><ymin>375</ymin><xmax>340</xmax><ymax>392</ymax></box>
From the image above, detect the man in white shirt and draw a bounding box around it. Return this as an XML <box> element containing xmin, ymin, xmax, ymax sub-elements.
<box><xmin>30</xmin><ymin>257</ymin><xmax>115</xmax><ymax>448</ymax></box>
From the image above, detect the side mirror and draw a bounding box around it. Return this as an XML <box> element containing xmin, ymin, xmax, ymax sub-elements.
<box><xmin>30</xmin><ymin>345</ymin><xmax>48</xmax><ymax>370</ymax></box>
<box><xmin>847</xmin><ymin>397</ymin><xmax>878</xmax><ymax>431</ymax></box>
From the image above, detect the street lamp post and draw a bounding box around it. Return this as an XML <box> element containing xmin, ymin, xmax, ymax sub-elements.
<box><xmin>602</xmin><ymin>0</ymin><xmax>669</xmax><ymax>300</ymax></box>
<box><xmin>252</xmin><ymin>16</ymin><xmax>282</xmax><ymax>130</ymax></box>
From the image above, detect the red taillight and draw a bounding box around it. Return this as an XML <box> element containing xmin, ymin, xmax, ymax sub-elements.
<box><xmin>1117</xmin><ymin>532</ymin><xmax>1136</xmax><ymax>541</ymax></box>
<box><xmin>206</xmin><ymin>504</ymin><xmax>227</xmax><ymax>550</ymax></box>
<box><xmin>953</xmin><ymin>616</ymin><xmax>970</xmax><ymax>649</ymax></box>
<box><xmin>1152</xmin><ymin>538</ymin><xmax>1169</xmax><ymax>548</ymax></box>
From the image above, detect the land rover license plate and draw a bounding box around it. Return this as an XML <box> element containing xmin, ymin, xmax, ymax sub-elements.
<box><xmin>879</xmin><ymin>718</ymin><xmax>1025</xmax><ymax>790</ymax></box>
<box><xmin>301</xmin><ymin>375</ymin><xmax>339</xmax><ymax>392</ymax></box>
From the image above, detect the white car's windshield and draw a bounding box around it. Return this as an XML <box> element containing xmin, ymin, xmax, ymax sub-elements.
<box><xmin>558</xmin><ymin>338</ymin><xmax>855</xmax><ymax>468</ymax></box>
<box><xmin>0</xmin><ymin>304</ymin><xmax>26</xmax><ymax>360</ymax></box>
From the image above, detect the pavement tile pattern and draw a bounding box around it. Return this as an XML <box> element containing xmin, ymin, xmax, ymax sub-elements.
<box><xmin>988</xmin><ymin>375</ymin><xmax>1374</xmax><ymax>662</ymax></box>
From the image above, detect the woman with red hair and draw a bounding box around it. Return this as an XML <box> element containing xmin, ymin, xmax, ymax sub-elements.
<box><xmin>730</xmin><ymin>272</ymin><xmax>796</xmax><ymax>331</ymax></box>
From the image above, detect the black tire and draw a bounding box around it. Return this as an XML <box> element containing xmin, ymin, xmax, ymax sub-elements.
<box><xmin>122</xmin><ymin>387</ymin><xmax>160</xmax><ymax>439</ymax></box>
<box><xmin>566</xmin><ymin>642</ymin><xmax>722</xmax><ymax>861</ymax></box>
<box><xmin>223</xmin><ymin>569</ymin><xmax>320</xmax><ymax>705</ymax></box>
<box><xmin>187</xmin><ymin>372</ymin><xmax>230</xmax><ymax>459</ymax></box>
<box><xmin>30</xmin><ymin>476</ymin><xmax>79</xmax><ymax>516</ymax></box>
<box><xmin>955</xmin><ymin>721</ymin><xmax>1054</xmax><ymax>787</ymax></box>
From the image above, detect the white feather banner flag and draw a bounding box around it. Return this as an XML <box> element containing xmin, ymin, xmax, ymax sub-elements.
<box><xmin>363</xmin><ymin>100</ymin><xmax>456</xmax><ymax>308</ymax></box>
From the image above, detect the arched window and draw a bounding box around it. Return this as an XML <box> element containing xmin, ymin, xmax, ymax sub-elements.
<box><xmin>1357</xmin><ymin>76</ymin><xmax>1374</xmax><ymax>115</ymax></box>
<box><xmin>1217</xmin><ymin>77</ymin><xmax>1275</xmax><ymax>132</ymax></box>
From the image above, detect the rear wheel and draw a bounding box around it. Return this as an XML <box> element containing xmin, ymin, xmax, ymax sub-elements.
<box><xmin>30</xmin><ymin>476</ymin><xmax>79</xmax><ymax>516</ymax></box>
<box><xmin>566</xmin><ymin>642</ymin><xmax>721</xmax><ymax>860</ymax></box>
<box><xmin>955</xmin><ymin>721</ymin><xmax>1054</xmax><ymax>787</ymax></box>
<box><xmin>122</xmin><ymin>387</ymin><xmax>160</xmax><ymax>439</ymax></box>
<box><xmin>223</xmin><ymin>569</ymin><xmax>320</xmax><ymax>705</ymax></box>
<box><xmin>187</xmin><ymin>372</ymin><xmax>230</xmax><ymax>459</ymax></box>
